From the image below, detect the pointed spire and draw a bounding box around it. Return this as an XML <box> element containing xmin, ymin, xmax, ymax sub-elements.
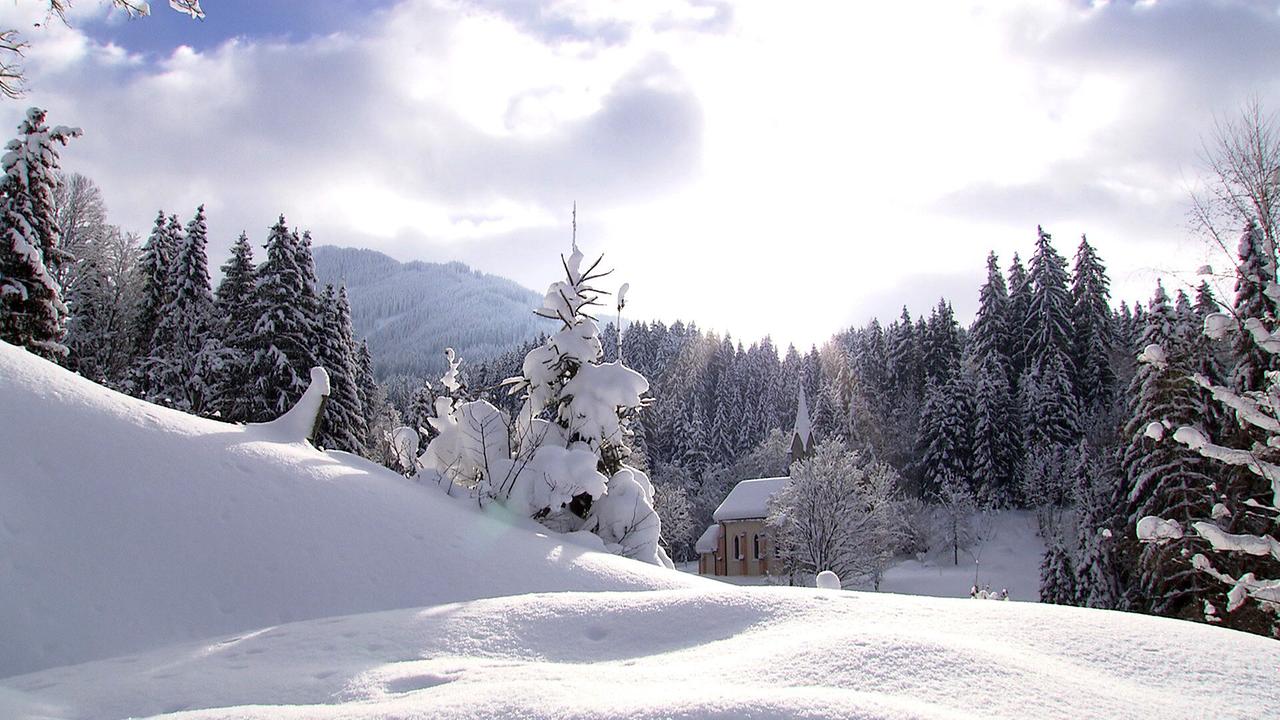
<box><xmin>791</xmin><ymin>386</ymin><xmax>813</xmax><ymax>463</ymax></box>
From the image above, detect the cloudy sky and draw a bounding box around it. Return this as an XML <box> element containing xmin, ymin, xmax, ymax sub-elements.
<box><xmin>2</xmin><ymin>0</ymin><xmax>1278</xmax><ymax>349</ymax></box>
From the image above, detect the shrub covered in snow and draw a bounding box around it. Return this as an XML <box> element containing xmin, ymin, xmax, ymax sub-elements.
<box><xmin>417</xmin><ymin>240</ymin><xmax>670</xmax><ymax>567</ymax></box>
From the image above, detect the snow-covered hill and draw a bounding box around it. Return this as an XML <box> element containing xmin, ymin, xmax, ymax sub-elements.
<box><xmin>2</xmin><ymin>341</ymin><xmax>1278</xmax><ymax>719</ymax></box>
<box><xmin>312</xmin><ymin>246</ymin><xmax>553</xmax><ymax>378</ymax></box>
<box><xmin>0</xmin><ymin>341</ymin><xmax>701</xmax><ymax>678</ymax></box>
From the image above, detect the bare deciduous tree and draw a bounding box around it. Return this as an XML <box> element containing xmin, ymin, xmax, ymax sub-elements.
<box><xmin>1192</xmin><ymin>99</ymin><xmax>1280</xmax><ymax>269</ymax></box>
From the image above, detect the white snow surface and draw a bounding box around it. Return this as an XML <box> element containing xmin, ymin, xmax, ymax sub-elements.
<box><xmin>3</xmin><ymin>342</ymin><xmax>1279</xmax><ymax>719</ymax></box>
<box><xmin>0</xmin><ymin>342</ymin><xmax>700</xmax><ymax>678</ymax></box>
<box><xmin>4</xmin><ymin>587</ymin><xmax>1278</xmax><ymax>720</ymax></box>
<box><xmin>694</xmin><ymin>523</ymin><xmax>721</xmax><ymax>554</ymax></box>
<box><xmin>712</xmin><ymin>476</ymin><xmax>789</xmax><ymax>521</ymax></box>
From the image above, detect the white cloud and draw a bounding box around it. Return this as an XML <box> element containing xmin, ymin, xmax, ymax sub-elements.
<box><xmin>2</xmin><ymin>0</ymin><xmax>1277</xmax><ymax>349</ymax></box>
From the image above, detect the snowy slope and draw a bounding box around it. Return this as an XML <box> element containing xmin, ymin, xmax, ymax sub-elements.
<box><xmin>3</xmin><ymin>587</ymin><xmax>1277</xmax><ymax>720</ymax></box>
<box><xmin>0</xmin><ymin>341</ymin><xmax>703</xmax><ymax>678</ymax></box>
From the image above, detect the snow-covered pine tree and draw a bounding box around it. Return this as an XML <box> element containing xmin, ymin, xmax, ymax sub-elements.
<box><xmin>1073</xmin><ymin>443</ymin><xmax>1125</xmax><ymax>609</ymax></box>
<box><xmin>1230</xmin><ymin>221</ymin><xmax>1277</xmax><ymax>392</ymax></box>
<box><xmin>1121</xmin><ymin>282</ymin><xmax>1215</xmax><ymax>619</ymax></box>
<box><xmin>970</xmin><ymin>358</ymin><xmax>1020</xmax><ymax>506</ymax></box>
<box><xmin>212</xmin><ymin>231</ymin><xmax>256</xmax><ymax>421</ymax></box>
<box><xmin>243</xmin><ymin>215</ymin><xmax>320</xmax><ymax>422</ymax></box>
<box><xmin>887</xmin><ymin>306</ymin><xmax>923</xmax><ymax>403</ymax></box>
<box><xmin>315</xmin><ymin>284</ymin><xmax>368</xmax><ymax>454</ymax></box>
<box><xmin>969</xmin><ymin>251</ymin><xmax>1011</xmax><ymax>378</ymax></box>
<box><xmin>1025</xmin><ymin>226</ymin><xmax>1075</xmax><ymax>379</ymax></box>
<box><xmin>131</xmin><ymin>211</ymin><xmax>178</xmax><ymax>381</ymax></box>
<box><xmin>1039</xmin><ymin>534</ymin><xmax>1078</xmax><ymax>605</ymax></box>
<box><xmin>1070</xmin><ymin>234</ymin><xmax>1116</xmax><ymax>420</ymax></box>
<box><xmin>922</xmin><ymin>298</ymin><xmax>962</xmax><ymax>383</ymax></box>
<box><xmin>1007</xmin><ymin>253</ymin><xmax>1032</xmax><ymax>387</ymax></box>
<box><xmin>917</xmin><ymin>374</ymin><xmax>973</xmax><ymax>498</ymax></box>
<box><xmin>1020</xmin><ymin>349</ymin><xmax>1080</xmax><ymax>451</ymax></box>
<box><xmin>0</xmin><ymin>108</ymin><xmax>81</xmax><ymax>359</ymax></box>
<box><xmin>145</xmin><ymin>205</ymin><xmax>224</xmax><ymax>413</ymax></box>
<box><xmin>419</xmin><ymin>238</ymin><xmax>668</xmax><ymax>566</ymax></box>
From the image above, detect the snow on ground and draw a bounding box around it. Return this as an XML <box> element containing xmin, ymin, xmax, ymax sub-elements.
<box><xmin>3</xmin><ymin>341</ymin><xmax>1278</xmax><ymax>719</ymax></box>
<box><xmin>3</xmin><ymin>587</ymin><xmax>1277</xmax><ymax>720</ymax></box>
<box><xmin>0</xmin><ymin>342</ymin><xmax>704</xmax><ymax>678</ymax></box>
<box><xmin>879</xmin><ymin>510</ymin><xmax>1044</xmax><ymax>601</ymax></box>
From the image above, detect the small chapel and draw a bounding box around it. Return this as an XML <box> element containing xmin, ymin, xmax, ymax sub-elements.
<box><xmin>694</xmin><ymin>388</ymin><xmax>813</xmax><ymax>578</ymax></box>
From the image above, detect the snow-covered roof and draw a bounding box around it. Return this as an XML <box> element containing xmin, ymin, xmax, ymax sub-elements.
<box><xmin>694</xmin><ymin>524</ymin><xmax>721</xmax><ymax>554</ymax></box>
<box><xmin>712</xmin><ymin>476</ymin><xmax>789</xmax><ymax>522</ymax></box>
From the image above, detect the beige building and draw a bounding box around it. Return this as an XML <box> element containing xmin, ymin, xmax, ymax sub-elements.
<box><xmin>696</xmin><ymin>477</ymin><xmax>788</xmax><ymax>577</ymax></box>
<box><xmin>696</xmin><ymin>389</ymin><xmax>813</xmax><ymax>578</ymax></box>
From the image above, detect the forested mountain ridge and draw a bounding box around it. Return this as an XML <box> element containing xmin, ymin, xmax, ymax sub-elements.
<box><xmin>313</xmin><ymin>246</ymin><xmax>552</xmax><ymax>378</ymax></box>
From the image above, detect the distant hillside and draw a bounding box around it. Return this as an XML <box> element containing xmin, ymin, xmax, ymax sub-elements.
<box><xmin>313</xmin><ymin>246</ymin><xmax>552</xmax><ymax>379</ymax></box>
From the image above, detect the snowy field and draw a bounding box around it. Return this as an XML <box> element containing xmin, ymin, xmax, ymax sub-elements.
<box><xmin>2</xmin><ymin>341</ymin><xmax>1278</xmax><ymax>719</ymax></box>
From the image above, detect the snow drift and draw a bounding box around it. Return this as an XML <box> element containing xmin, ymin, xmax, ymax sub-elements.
<box><xmin>0</xmin><ymin>341</ymin><xmax>703</xmax><ymax>678</ymax></box>
<box><xmin>4</xmin><ymin>587</ymin><xmax>1278</xmax><ymax>719</ymax></box>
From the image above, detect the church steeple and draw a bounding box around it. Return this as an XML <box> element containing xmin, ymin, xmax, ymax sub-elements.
<box><xmin>790</xmin><ymin>386</ymin><xmax>813</xmax><ymax>463</ymax></box>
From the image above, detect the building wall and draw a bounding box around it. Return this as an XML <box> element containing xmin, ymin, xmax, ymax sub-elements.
<box><xmin>695</xmin><ymin>519</ymin><xmax>774</xmax><ymax>578</ymax></box>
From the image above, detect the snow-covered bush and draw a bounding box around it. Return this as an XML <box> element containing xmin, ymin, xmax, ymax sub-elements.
<box><xmin>417</xmin><ymin>242</ymin><xmax>670</xmax><ymax>567</ymax></box>
<box><xmin>767</xmin><ymin>441</ymin><xmax>904</xmax><ymax>589</ymax></box>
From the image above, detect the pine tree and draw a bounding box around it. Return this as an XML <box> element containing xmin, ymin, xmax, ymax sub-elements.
<box><xmin>887</xmin><ymin>306</ymin><xmax>922</xmax><ymax>403</ymax></box>
<box><xmin>145</xmin><ymin>205</ymin><xmax>223</xmax><ymax>413</ymax></box>
<box><xmin>970</xmin><ymin>358</ymin><xmax>1020</xmax><ymax>506</ymax></box>
<box><xmin>1025</xmin><ymin>226</ymin><xmax>1074</xmax><ymax>377</ymax></box>
<box><xmin>131</xmin><ymin>211</ymin><xmax>178</xmax><ymax>379</ymax></box>
<box><xmin>1073</xmin><ymin>444</ymin><xmax>1124</xmax><ymax>609</ymax></box>
<box><xmin>1121</xmin><ymin>282</ymin><xmax>1215</xmax><ymax>618</ymax></box>
<box><xmin>922</xmin><ymin>298</ymin><xmax>962</xmax><ymax>383</ymax></box>
<box><xmin>1230</xmin><ymin>221</ymin><xmax>1276</xmax><ymax>392</ymax></box>
<box><xmin>212</xmin><ymin>231</ymin><xmax>256</xmax><ymax>421</ymax></box>
<box><xmin>917</xmin><ymin>374</ymin><xmax>972</xmax><ymax>497</ymax></box>
<box><xmin>0</xmin><ymin>108</ymin><xmax>81</xmax><ymax>358</ymax></box>
<box><xmin>315</xmin><ymin>284</ymin><xmax>367</xmax><ymax>454</ymax></box>
<box><xmin>1020</xmin><ymin>349</ymin><xmax>1080</xmax><ymax>450</ymax></box>
<box><xmin>1039</xmin><ymin>536</ymin><xmax>1078</xmax><ymax>605</ymax></box>
<box><xmin>1007</xmin><ymin>253</ymin><xmax>1032</xmax><ymax>386</ymax></box>
<box><xmin>243</xmin><ymin>215</ymin><xmax>320</xmax><ymax>421</ymax></box>
<box><xmin>969</xmin><ymin>252</ymin><xmax>1011</xmax><ymax>377</ymax></box>
<box><xmin>1070</xmin><ymin>234</ymin><xmax>1115</xmax><ymax>418</ymax></box>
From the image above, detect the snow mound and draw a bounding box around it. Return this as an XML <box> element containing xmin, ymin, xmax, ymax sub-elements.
<box><xmin>0</xmin><ymin>342</ymin><xmax>704</xmax><ymax>678</ymax></box>
<box><xmin>2</xmin><ymin>588</ymin><xmax>1276</xmax><ymax>719</ymax></box>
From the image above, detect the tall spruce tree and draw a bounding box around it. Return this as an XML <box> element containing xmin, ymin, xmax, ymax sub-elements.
<box><xmin>922</xmin><ymin>298</ymin><xmax>962</xmax><ymax>383</ymax></box>
<box><xmin>212</xmin><ymin>231</ymin><xmax>257</xmax><ymax>421</ymax></box>
<box><xmin>315</xmin><ymin>284</ymin><xmax>368</xmax><ymax>454</ymax></box>
<box><xmin>1121</xmin><ymin>282</ymin><xmax>1215</xmax><ymax>619</ymax></box>
<box><xmin>146</xmin><ymin>205</ymin><xmax>223</xmax><ymax>413</ymax></box>
<box><xmin>1025</xmin><ymin>226</ymin><xmax>1074</xmax><ymax>376</ymax></box>
<box><xmin>970</xmin><ymin>358</ymin><xmax>1020</xmax><ymax>506</ymax></box>
<box><xmin>243</xmin><ymin>215</ymin><xmax>320</xmax><ymax>421</ymax></box>
<box><xmin>1070</xmin><ymin>234</ymin><xmax>1115</xmax><ymax>418</ymax></box>
<box><xmin>1230</xmin><ymin>221</ymin><xmax>1277</xmax><ymax>392</ymax></box>
<box><xmin>0</xmin><ymin>108</ymin><xmax>81</xmax><ymax>358</ymax></box>
<box><xmin>970</xmin><ymin>251</ymin><xmax>1011</xmax><ymax>377</ymax></box>
<box><xmin>1007</xmin><ymin>253</ymin><xmax>1032</xmax><ymax>385</ymax></box>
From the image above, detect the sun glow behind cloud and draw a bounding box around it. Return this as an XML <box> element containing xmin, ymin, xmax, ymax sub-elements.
<box><xmin>1</xmin><ymin>0</ymin><xmax>1275</xmax><ymax>349</ymax></box>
